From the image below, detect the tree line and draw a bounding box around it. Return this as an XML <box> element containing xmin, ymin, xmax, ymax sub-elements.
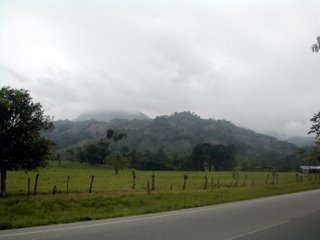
<box><xmin>53</xmin><ymin>138</ymin><xmax>237</xmax><ymax>172</ymax></box>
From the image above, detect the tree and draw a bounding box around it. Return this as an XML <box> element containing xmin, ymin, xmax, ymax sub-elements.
<box><xmin>120</xmin><ymin>146</ymin><xmax>130</xmax><ymax>157</ymax></box>
<box><xmin>309</xmin><ymin>112</ymin><xmax>320</xmax><ymax>146</ymax></box>
<box><xmin>191</xmin><ymin>143</ymin><xmax>237</xmax><ymax>171</ymax></box>
<box><xmin>309</xmin><ymin>112</ymin><xmax>320</xmax><ymax>147</ymax></box>
<box><xmin>223</xmin><ymin>144</ymin><xmax>237</xmax><ymax>170</ymax></box>
<box><xmin>65</xmin><ymin>148</ymin><xmax>75</xmax><ymax>161</ymax></box>
<box><xmin>311</xmin><ymin>36</ymin><xmax>320</xmax><ymax>53</ymax></box>
<box><xmin>83</xmin><ymin>139</ymin><xmax>110</xmax><ymax>164</ymax></box>
<box><xmin>308</xmin><ymin>112</ymin><xmax>320</xmax><ymax>161</ymax></box>
<box><xmin>106</xmin><ymin>154</ymin><xmax>129</xmax><ymax>174</ymax></box>
<box><xmin>211</xmin><ymin>144</ymin><xmax>226</xmax><ymax>171</ymax></box>
<box><xmin>0</xmin><ymin>87</ymin><xmax>53</xmax><ymax>196</ymax></box>
<box><xmin>192</xmin><ymin>143</ymin><xmax>212</xmax><ymax>171</ymax></box>
<box><xmin>75</xmin><ymin>146</ymin><xmax>85</xmax><ymax>163</ymax></box>
<box><xmin>106</xmin><ymin>129</ymin><xmax>127</xmax><ymax>142</ymax></box>
<box><xmin>105</xmin><ymin>128</ymin><xmax>127</xmax><ymax>174</ymax></box>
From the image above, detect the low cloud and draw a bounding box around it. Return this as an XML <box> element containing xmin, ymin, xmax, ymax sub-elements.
<box><xmin>1</xmin><ymin>0</ymin><xmax>320</xmax><ymax>136</ymax></box>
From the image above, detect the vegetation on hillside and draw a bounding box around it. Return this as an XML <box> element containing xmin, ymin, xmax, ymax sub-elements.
<box><xmin>74</xmin><ymin>111</ymin><xmax>149</xmax><ymax>122</ymax></box>
<box><xmin>46</xmin><ymin>111</ymin><xmax>300</xmax><ymax>171</ymax></box>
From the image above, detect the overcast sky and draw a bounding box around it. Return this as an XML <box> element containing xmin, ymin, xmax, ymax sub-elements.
<box><xmin>1</xmin><ymin>0</ymin><xmax>319</xmax><ymax>137</ymax></box>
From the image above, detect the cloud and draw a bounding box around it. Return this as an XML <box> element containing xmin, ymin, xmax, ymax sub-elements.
<box><xmin>1</xmin><ymin>0</ymin><xmax>320</xmax><ymax>136</ymax></box>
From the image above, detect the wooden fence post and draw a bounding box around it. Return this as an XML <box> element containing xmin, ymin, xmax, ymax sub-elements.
<box><xmin>203</xmin><ymin>175</ymin><xmax>208</xmax><ymax>190</ymax></box>
<box><xmin>89</xmin><ymin>176</ymin><xmax>95</xmax><ymax>193</ymax></box>
<box><xmin>66</xmin><ymin>176</ymin><xmax>70</xmax><ymax>195</ymax></box>
<box><xmin>34</xmin><ymin>174</ymin><xmax>39</xmax><ymax>195</ymax></box>
<box><xmin>147</xmin><ymin>180</ymin><xmax>150</xmax><ymax>194</ymax></box>
<box><xmin>52</xmin><ymin>185</ymin><xmax>57</xmax><ymax>195</ymax></box>
<box><xmin>27</xmin><ymin>177</ymin><xmax>31</xmax><ymax>197</ymax></box>
<box><xmin>151</xmin><ymin>172</ymin><xmax>155</xmax><ymax>191</ymax></box>
<box><xmin>132</xmin><ymin>170</ymin><xmax>136</xmax><ymax>190</ymax></box>
<box><xmin>182</xmin><ymin>175</ymin><xmax>188</xmax><ymax>190</ymax></box>
<box><xmin>234</xmin><ymin>171</ymin><xmax>239</xmax><ymax>187</ymax></box>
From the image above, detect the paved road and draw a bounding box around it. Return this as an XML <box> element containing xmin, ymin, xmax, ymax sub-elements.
<box><xmin>1</xmin><ymin>189</ymin><xmax>320</xmax><ymax>240</ymax></box>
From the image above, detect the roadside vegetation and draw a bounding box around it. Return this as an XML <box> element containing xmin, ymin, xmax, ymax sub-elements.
<box><xmin>1</xmin><ymin>161</ymin><xmax>320</xmax><ymax>230</ymax></box>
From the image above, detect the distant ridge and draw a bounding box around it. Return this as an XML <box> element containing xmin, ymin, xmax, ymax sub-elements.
<box><xmin>286</xmin><ymin>136</ymin><xmax>314</xmax><ymax>147</ymax></box>
<box><xmin>74</xmin><ymin>111</ymin><xmax>150</xmax><ymax>122</ymax></box>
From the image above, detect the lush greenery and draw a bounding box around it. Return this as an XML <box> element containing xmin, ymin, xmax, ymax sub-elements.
<box><xmin>296</xmin><ymin>112</ymin><xmax>320</xmax><ymax>162</ymax></box>
<box><xmin>1</xmin><ymin>161</ymin><xmax>320</xmax><ymax>229</ymax></box>
<box><xmin>0</xmin><ymin>87</ymin><xmax>53</xmax><ymax>196</ymax></box>
<box><xmin>309</xmin><ymin>111</ymin><xmax>320</xmax><ymax>149</ymax></box>
<box><xmin>192</xmin><ymin>143</ymin><xmax>237</xmax><ymax>171</ymax></box>
<box><xmin>46</xmin><ymin>112</ymin><xmax>300</xmax><ymax>171</ymax></box>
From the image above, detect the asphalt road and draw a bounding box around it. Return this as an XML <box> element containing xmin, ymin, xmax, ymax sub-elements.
<box><xmin>1</xmin><ymin>189</ymin><xmax>320</xmax><ymax>240</ymax></box>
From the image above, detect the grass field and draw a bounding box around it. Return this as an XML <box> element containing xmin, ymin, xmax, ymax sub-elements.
<box><xmin>1</xmin><ymin>161</ymin><xmax>320</xmax><ymax>230</ymax></box>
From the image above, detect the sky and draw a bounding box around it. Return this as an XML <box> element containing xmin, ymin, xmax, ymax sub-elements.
<box><xmin>1</xmin><ymin>0</ymin><xmax>319</xmax><ymax>137</ymax></box>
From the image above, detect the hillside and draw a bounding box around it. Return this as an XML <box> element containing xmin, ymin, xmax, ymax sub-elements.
<box><xmin>286</xmin><ymin>136</ymin><xmax>315</xmax><ymax>147</ymax></box>
<box><xmin>74</xmin><ymin>111</ymin><xmax>149</xmax><ymax>122</ymax></box>
<box><xmin>46</xmin><ymin>111</ymin><xmax>300</xmax><ymax>170</ymax></box>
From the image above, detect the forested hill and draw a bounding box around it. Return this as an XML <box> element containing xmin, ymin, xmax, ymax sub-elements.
<box><xmin>47</xmin><ymin>111</ymin><xmax>299</xmax><ymax>170</ymax></box>
<box><xmin>74</xmin><ymin>111</ymin><xmax>149</xmax><ymax>122</ymax></box>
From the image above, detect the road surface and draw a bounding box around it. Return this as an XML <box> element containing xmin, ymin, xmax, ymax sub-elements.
<box><xmin>1</xmin><ymin>189</ymin><xmax>320</xmax><ymax>240</ymax></box>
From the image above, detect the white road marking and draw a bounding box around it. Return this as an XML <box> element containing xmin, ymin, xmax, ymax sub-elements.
<box><xmin>0</xmin><ymin>207</ymin><xmax>219</xmax><ymax>238</ymax></box>
<box><xmin>227</xmin><ymin>220</ymin><xmax>290</xmax><ymax>240</ymax></box>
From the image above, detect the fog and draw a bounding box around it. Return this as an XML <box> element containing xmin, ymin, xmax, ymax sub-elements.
<box><xmin>1</xmin><ymin>0</ymin><xmax>320</xmax><ymax>137</ymax></box>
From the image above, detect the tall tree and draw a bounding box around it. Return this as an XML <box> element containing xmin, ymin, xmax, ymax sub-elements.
<box><xmin>311</xmin><ymin>36</ymin><xmax>320</xmax><ymax>53</ymax></box>
<box><xmin>309</xmin><ymin>112</ymin><xmax>320</xmax><ymax>146</ymax></box>
<box><xmin>75</xmin><ymin>146</ymin><xmax>85</xmax><ymax>163</ymax></box>
<box><xmin>192</xmin><ymin>143</ymin><xmax>212</xmax><ymax>171</ymax></box>
<box><xmin>65</xmin><ymin>148</ymin><xmax>75</xmax><ymax>161</ymax></box>
<box><xmin>223</xmin><ymin>144</ymin><xmax>237</xmax><ymax>170</ymax></box>
<box><xmin>308</xmin><ymin>112</ymin><xmax>320</xmax><ymax>161</ymax></box>
<box><xmin>83</xmin><ymin>139</ymin><xmax>110</xmax><ymax>164</ymax></box>
<box><xmin>211</xmin><ymin>144</ymin><xmax>226</xmax><ymax>171</ymax></box>
<box><xmin>105</xmin><ymin>128</ymin><xmax>127</xmax><ymax>174</ymax></box>
<box><xmin>0</xmin><ymin>87</ymin><xmax>53</xmax><ymax>196</ymax></box>
<box><xmin>191</xmin><ymin>143</ymin><xmax>237</xmax><ymax>171</ymax></box>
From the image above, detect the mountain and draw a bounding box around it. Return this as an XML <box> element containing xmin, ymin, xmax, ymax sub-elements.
<box><xmin>47</xmin><ymin>111</ymin><xmax>300</xmax><ymax>170</ymax></box>
<box><xmin>73</xmin><ymin>111</ymin><xmax>149</xmax><ymax>122</ymax></box>
<box><xmin>266</xmin><ymin>131</ymin><xmax>314</xmax><ymax>147</ymax></box>
<box><xmin>286</xmin><ymin>136</ymin><xmax>315</xmax><ymax>147</ymax></box>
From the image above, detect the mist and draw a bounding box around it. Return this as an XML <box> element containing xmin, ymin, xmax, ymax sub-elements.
<box><xmin>1</xmin><ymin>0</ymin><xmax>320</xmax><ymax>137</ymax></box>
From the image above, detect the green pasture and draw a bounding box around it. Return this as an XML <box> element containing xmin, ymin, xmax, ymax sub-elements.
<box><xmin>1</xmin><ymin>161</ymin><xmax>320</xmax><ymax>230</ymax></box>
<box><xmin>5</xmin><ymin>161</ymin><xmax>310</xmax><ymax>195</ymax></box>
